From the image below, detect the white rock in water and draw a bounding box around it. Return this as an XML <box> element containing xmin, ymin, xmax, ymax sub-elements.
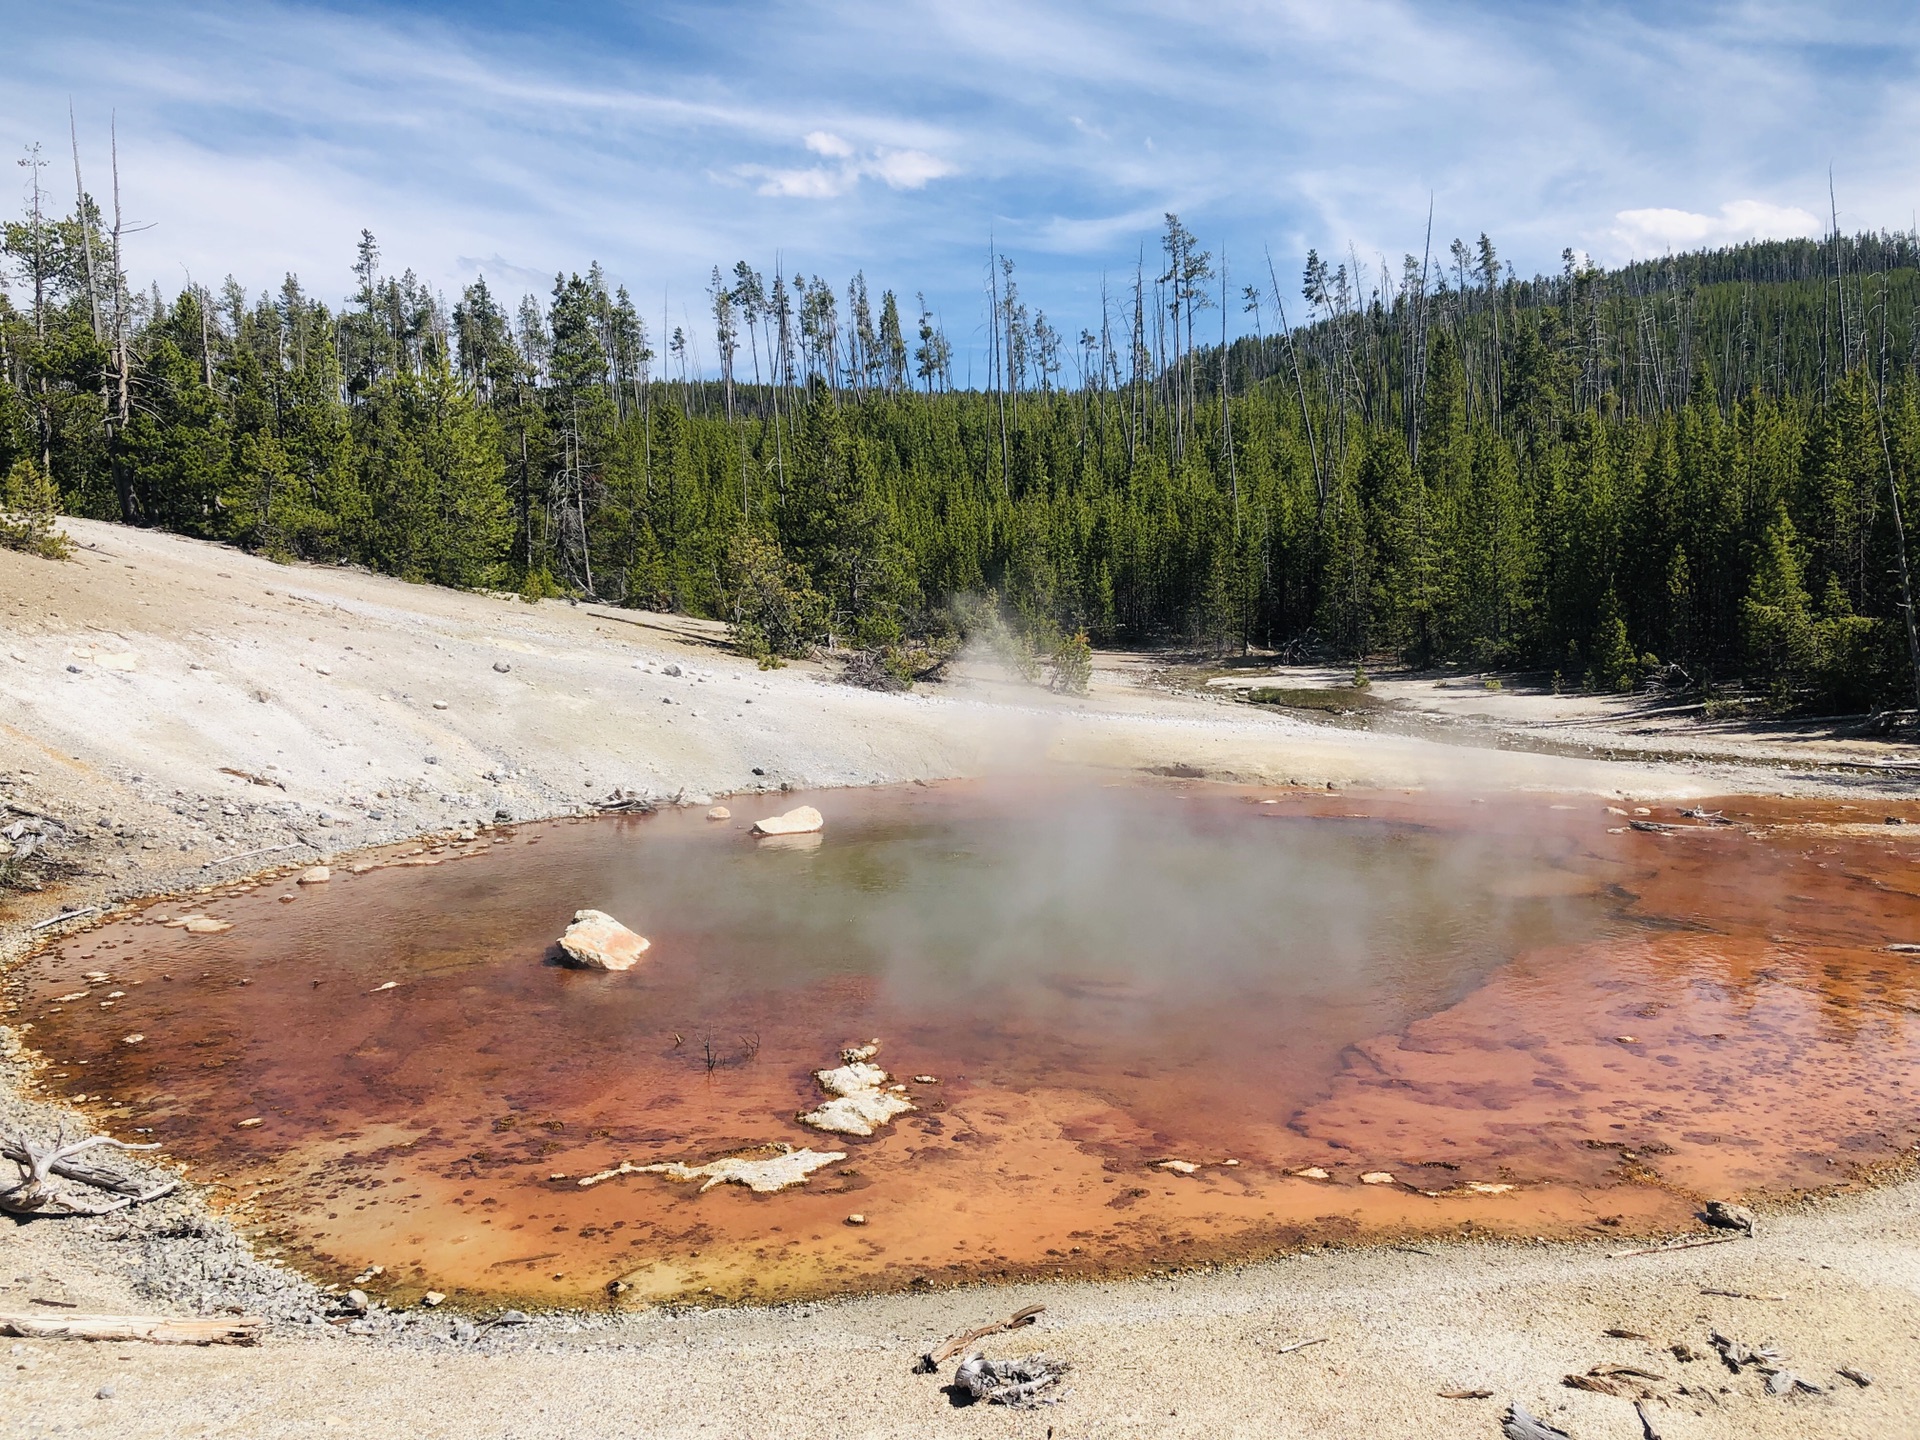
<box><xmin>751</xmin><ymin>805</ymin><xmax>823</xmax><ymax>836</ymax></box>
<box><xmin>297</xmin><ymin>865</ymin><xmax>331</xmax><ymax>884</ymax></box>
<box><xmin>627</xmin><ymin>1145</ymin><xmax>846</xmax><ymax>1194</ymax></box>
<box><xmin>558</xmin><ymin>909</ymin><xmax>651</xmax><ymax>970</ymax></box>
<box><xmin>706</xmin><ymin>806</ymin><xmax>731</xmax><ymax>821</ymax></box>
<box><xmin>799</xmin><ymin>1047</ymin><xmax>915</xmax><ymax>1136</ymax></box>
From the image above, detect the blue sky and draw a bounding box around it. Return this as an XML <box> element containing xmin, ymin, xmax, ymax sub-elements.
<box><xmin>8</xmin><ymin>1</ymin><xmax>1920</xmax><ymax>368</ymax></box>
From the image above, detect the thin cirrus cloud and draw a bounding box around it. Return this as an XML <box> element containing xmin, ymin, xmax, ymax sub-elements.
<box><xmin>4</xmin><ymin>0</ymin><xmax>1919</xmax><ymax>357</ymax></box>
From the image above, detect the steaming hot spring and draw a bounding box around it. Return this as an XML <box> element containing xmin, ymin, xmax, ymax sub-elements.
<box><xmin>22</xmin><ymin>779</ymin><xmax>1920</xmax><ymax>1307</ymax></box>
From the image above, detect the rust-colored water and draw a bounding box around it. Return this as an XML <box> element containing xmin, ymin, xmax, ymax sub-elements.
<box><xmin>14</xmin><ymin>782</ymin><xmax>1920</xmax><ymax>1308</ymax></box>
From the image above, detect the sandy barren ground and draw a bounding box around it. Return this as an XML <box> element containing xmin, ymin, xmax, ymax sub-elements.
<box><xmin>2</xmin><ymin>518</ymin><xmax>1918</xmax><ymax>1438</ymax></box>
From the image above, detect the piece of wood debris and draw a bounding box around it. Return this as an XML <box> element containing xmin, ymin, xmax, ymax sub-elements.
<box><xmin>29</xmin><ymin>906</ymin><xmax>98</xmax><ymax>931</ymax></box>
<box><xmin>1701</xmin><ymin>1287</ymin><xmax>1783</xmax><ymax>1301</ymax></box>
<box><xmin>1502</xmin><ymin>1401</ymin><xmax>1572</xmax><ymax>1440</ymax></box>
<box><xmin>1</xmin><ymin>1135</ymin><xmax>178</xmax><ymax>1217</ymax></box>
<box><xmin>1610</xmin><ymin>1234</ymin><xmax>1742</xmax><ymax>1259</ymax></box>
<box><xmin>1708</xmin><ymin>1329</ymin><xmax>1778</xmax><ymax>1372</ymax></box>
<box><xmin>1604</xmin><ymin>1327</ymin><xmax>1652</xmax><ymax>1340</ymax></box>
<box><xmin>1837</xmin><ymin>1365</ymin><xmax>1873</xmax><ymax>1387</ymax></box>
<box><xmin>203</xmin><ymin>842</ymin><xmax>303</xmax><ymax>869</ymax></box>
<box><xmin>1634</xmin><ymin>1399</ymin><xmax>1664</xmax><ymax>1440</ymax></box>
<box><xmin>1764</xmin><ymin>1368</ymin><xmax>1827</xmax><ymax>1397</ymax></box>
<box><xmin>1438</xmin><ymin>1388</ymin><xmax>1493</xmax><ymax>1399</ymax></box>
<box><xmin>0</xmin><ymin>1313</ymin><xmax>262</xmax><ymax>1345</ymax></box>
<box><xmin>952</xmin><ymin>1352</ymin><xmax>1071</xmax><ymax>1409</ymax></box>
<box><xmin>1275</xmin><ymin>1336</ymin><xmax>1328</xmax><ymax>1354</ymax></box>
<box><xmin>219</xmin><ymin>767</ymin><xmax>284</xmax><ymax>789</ymax></box>
<box><xmin>916</xmin><ymin>1304</ymin><xmax>1045</xmax><ymax>1372</ymax></box>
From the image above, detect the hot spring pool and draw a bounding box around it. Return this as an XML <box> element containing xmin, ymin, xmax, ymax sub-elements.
<box><xmin>17</xmin><ymin>781</ymin><xmax>1920</xmax><ymax>1306</ymax></box>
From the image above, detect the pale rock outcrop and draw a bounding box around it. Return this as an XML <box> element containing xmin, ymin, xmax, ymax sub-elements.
<box><xmin>799</xmin><ymin>1041</ymin><xmax>915</xmax><ymax>1137</ymax></box>
<box><xmin>557</xmin><ymin>909</ymin><xmax>650</xmax><ymax>970</ymax></box>
<box><xmin>579</xmin><ymin>1144</ymin><xmax>846</xmax><ymax>1194</ymax></box>
<box><xmin>297</xmin><ymin>865</ymin><xmax>331</xmax><ymax>885</ymax></box>
<box><xmin>751</xmin><ymin>805</ymin><xmax>823</xmax><ymax>837</ymax></box>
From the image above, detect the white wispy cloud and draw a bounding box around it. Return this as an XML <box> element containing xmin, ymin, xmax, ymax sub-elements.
<box><xmin>4</xmin><ymin>0</ymin><xmax>1918</xmax><ymax>359</ymax></box>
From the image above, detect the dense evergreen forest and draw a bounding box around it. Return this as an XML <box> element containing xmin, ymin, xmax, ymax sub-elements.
<box><xmin>8</xmin><ymin>149</ymin><xmax>1920</xmax><ymax>710</ymax></box>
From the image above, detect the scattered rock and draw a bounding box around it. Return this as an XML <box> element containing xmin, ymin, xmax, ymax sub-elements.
<box><xmin>237</xmin><ymin>1118</ymin><xmax>263</xmax><ymax>1128</ymax></box>
<box><xmin>1291</xmin><ymin>1167</ymin><xmax>1331</xmax><ymax>1181</ymax></box>
<box><xmin>846</xmin><ymin>1213</ymin><xmax>867</xmax><ymax>1226</ymax></box>
<box><xmin>1156</xmin><ymin>1159</ymin><xmax>1200</xmax><ymax>1175</ymax></box>
<box><xmin>706</xmin><ymin>806</ymin><xmax>731</xmax><ymax>821</ymax></box>
<box><xmin>557</xmin><ymin>909</ymin><xmax>651</xmax><ymax>971</ymax></box>
<box><xmin>121</xmin><ymin>1034</ymin><xmax>144</xmax><ymax>1045</ymax></box>
<box><xmin>296</xmin><ymin>865</ymin><xmax>331</xmax><ymax>885</ymax></box>
<box><xmin>422</xmin><ymin>1291</ymin><xmax>445</xmax><ymax>1308</ymax></box>
<box><xmin>752</xmin><ymin>805</ymin><xmax>824</xmax><ymax>837</ymax></box>
<box><xmin>913</xmin><ymin>1075</ymin><xmax>940</xmax><ymax>1085</ymax></box>
<box><xmin>492</xmin><ymin>661</ymin><xmax>511</xmax><ymax>673</ymax></box>
<box><xmin>431</xmin><ymin>701</ymin><xmax>449</xmax><ymax>710</ymax></box>
<box><xmin>661</xmin><ymin>663</ymin><xmax>682</xmax><ymax>677</ymax></box>
<box><xmin>1360</xmin><ymin>1171</ymin><xmax>1397</xmax><ymax>1185</ymax></box>
<box><xmin>164</xmin><ymin>913</ymin><xmax>234</xmax><ymax>935</ymax></box>
<box><xmin>1465</xmin><ymin>1181</ymin><xmax>1514</xmax><ymax>1195</ymax></box>
<box><xmin>1703</xmin><ymin>1200</ymin><xmax>1756</xmax><ymax>1235</ymax></box>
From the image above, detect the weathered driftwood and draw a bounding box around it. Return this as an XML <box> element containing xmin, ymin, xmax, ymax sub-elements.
<box><xmin>1708</xmin><ymin>1329</ymin><xmax>1779</xmax><ymax>1373</ymax></box>
<box><xmin>28</xmin><ymin>906</ymin><xmax>97</xmax><ymax>931</ymax></box>
<box><xmin>916</xmin><ymin>1304</ymin><xmax>1044</xmax><ymax>1372</ymax></box>
<box><xmin>1634</xmin><ymin>1399</ymin><xmax>1664</xmax><ymax>1440</ymax></box>
<box><xmin>0</xmin><ymin>1313</ymin><xmax>262</xmax><ymax>1345</ymax></box>
<box><xmin>1275</xmin><ymin>1336</ymin><xmax>1328</xmax><ymax>1354</ymax></box>
<box><xmin>1</xmin><ymin>1134</ymin><xmax>179</xmax><ymax>1217</ymax></box>
<box><xmin>1609</xmin><ymin>1233</ymin><xmax>1742</xmax><ymax>1260</ymax></box>
<box><xmin>1438</xmin><ymin>1388</ymin><xmax>1493</xmax><ymax>1400</ymax></box>
<box><xmin>1501</xmin><ymin>1402</ymin><xmax>1571</xmax><ymax>1440</ymax></box>
<box><xmin>951</xmin><ymin>1352</ymin><xmax>1071</xmax><ymax>1408</ymax></box>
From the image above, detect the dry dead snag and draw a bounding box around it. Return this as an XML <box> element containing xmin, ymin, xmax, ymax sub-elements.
<box><xmin>1</xmin><ymin>1133</ymin><xmax>179</xmax><ymax>1217</ymax></box>
<box><xmin>915</xmin><ymin>1304</ymin><xmax>1045</xmax><ymax>1372</ymax></box>
<box><xmin>952</xmin><ymin>1352</ymin><xmax>1071</xmax><ymax>1408</ymax></box>
<box><xmin>0</xmin><ymin>1313</ymin><xmax>261</xmax><ymax>1345</ymax></box>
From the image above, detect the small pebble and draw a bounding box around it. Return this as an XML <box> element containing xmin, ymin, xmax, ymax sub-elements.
<box><xmin>96</xmin><ymin>1385</ymin><xmax>114</xmax><ymax>1400</ymax></box>
<box><xmin>846</xmin><ymin>1213</ymin><xmax>867</xmax><ymax>1226</ymax></box>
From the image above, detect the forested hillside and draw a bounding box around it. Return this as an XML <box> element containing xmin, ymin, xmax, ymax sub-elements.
<box><xmin>7</xmin><ymin>170</ymin><xmax>1920</xmax><ymax>710</ymax></box>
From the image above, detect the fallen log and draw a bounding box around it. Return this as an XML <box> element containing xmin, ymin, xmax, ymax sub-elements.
<box><xmin>0</xmin><ymin>1313</ymin><xmax>262</xmax><ymax>1345</ymax></box>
